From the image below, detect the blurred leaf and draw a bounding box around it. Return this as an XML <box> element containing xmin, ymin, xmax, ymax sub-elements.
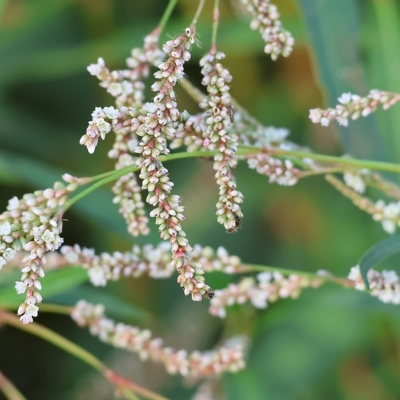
<box><xmin>359</xmin><ymin>235</ymin><xmax>400</xmax><ymax>289</ymax></box>
<box><xmin>365</xmin><ymin>0</ymin><xmax>400</xmax><ymax>162</ymax></box>
<box><xmin>49</xmin><ymin>286</ymin><xmax>148</xmax><ymax>322</ymax></box>
<box><xmin>298</xmin><ymin>0</ymin><xmax>387</xmax><ymax>161</ymax></box>
<box><xmin>0</xmin><ymin>19</ymin><xmax>305</xmax><ymax>84</ymax></box>
<box><xmin>0</xmin><ymin>267</ymin><xmax>88</xmax><ymax>306</ymax></box>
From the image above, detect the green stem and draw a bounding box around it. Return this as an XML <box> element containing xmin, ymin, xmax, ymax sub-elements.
<box><xmin>240</xmin><ymin>264</ymin><xmax>354</xmax><ymax>287</ymax></box>
<box><xmin>159</xmin><ymin>0</ymin><xmax>178</xmax><ymax>34</ymax></box>
<box><xmin>0</xmin><ymin>311</ymin><xmax>168</xmax><ymax>400</ymax></box>
<box><xmin>0</xmin><ymin>370</ymin><xmax>27</xmax><ymax>400</ymax></box>
<box><xmin>267</xmin><ymin>147</ymin><xmax>400</xmax><ymax>173</ymax></box>
<box><xmin>192</xmin><ymin>0</ymin><xmax>206</xmax><ymax>26</ymax></box>
<box><xmin>211</xmin><ymin>0</ymin><xmax>221</xmax><ymax>52</ymax></box>
<box><xmin>65</xmin><ymin>146</ymin><xmax>400</xmax><ymax>212</ymax></box>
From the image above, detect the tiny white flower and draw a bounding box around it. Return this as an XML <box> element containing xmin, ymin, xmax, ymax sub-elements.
<box><xmin>104</xmin><ymin>106</ymin><xmax>120</xmax><ymax>120</ymax></box>
<box><xmin>3</xmin><ymin>248</ymin><xmax>16</xmax><ymax>261</ymax></box>
<box><xmin>0</xmin><ymin>222</ymin><xmax>11</xmax><ymax>236</ymax></box>
<box><xmin>88</xmin><ymin>265</ymin><xmax>107</xmax><ymax>286</ymax></box>
<box><xmin>107</xmin><ymin>82</ymin><xmax>122</xmax><ymax>97</ymax></box>
<box><xmin>338</xmin><ymin>92</ymin><xmax>352</xmax><ymax>105</ymax></box>
<box><xmin>121</xmin><ymin>80</ymin><xmax>134</xmax><ymax>94</ymax></box>
<box><xmin>8</xmin><ymin>196</ymin><xmax>20</xmax><ymax>211</ymax></box>
<box><xmin>41</xmin><ymin>229</ymin><xmax>56</xmax><ymax>243</ymax></box>
<box><xmin>309</xmin><ymin>109</ymin><xmax>321</xmax><ymax>123</ymax></box>
<box><xmin>337</xmin><ymin>117</ymin><xmax>348</xmax><ymax>126</ymax></box>
<box><xmin>321</xmin><ymin>117</ymin><xmax>330</xmax><ymax>127</ymax></box>
<box><xmin>382</xmin><ymin>220</ymin><xmax>396</xmax><ymax>234</ymax></box>
<box><xmin>250</xmin><ymin>289</ymin><xmax>268</xmax><ymax>308</ymax></box>
<box><xmin>87</xmin><ymin>61</ymin><xmax>103</xmax><ymax>76</ymax></box>
<box><xmin>143</xmin><ymin>102</ymin><xmax>158</xmax><ymax>113</ymax></box>
<box><xmin>15</xmin><ymin>281</ymin><xmax>27</xmax><ymax>294</ymax></box>
<box><xmin>95</xmin><ymin>118</ymin><xmax>111</xmax><ymax>134</ymax></box>
<box><xmin>382</xmin><ymin>270</ymin><xmax>399</xmax><ymax>284</ymax></box>
<box><xmin>343</xmin><ymin>171</ymin><xmax>366</xmax><ymax>194</ymax></box>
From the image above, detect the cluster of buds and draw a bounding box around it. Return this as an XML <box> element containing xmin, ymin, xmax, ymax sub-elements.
<box><xmin>59</xmin><ymin>243</ymin><xmax>246</xmax><ymax>287</ymax></box>
<box><xmin>80</xmin><ymin>106</ymin><xmax>129</xmax><ymax>155</ymax></box>
<box><xmin>0</xmin><ymin>181</ymin><xmax>75</xmax><ymax>323</ymax></box>
<box><xmin>129</xmin><ymin>27</ymin><xmax>213</xmax><ymax>300</ymax></box>
<box><xmin>348</xmin><ymin>265</ymin><xmax>400</xmax><ymax>304</ymax></box>
<box><xmin>71</xmin><ymin>300</ymin><xmax>246</xmax><ymax>379</ymax></box>
<box><xmin>170</xmin><ymin>112</ymin><xmax>208</xmax><ymax>152</ymax></box>
<box><xmin>87</xmin><ymin>29</ymin><xmax>164</xmax><ymax>108</ymax></box>
<box><xmin>240</xmin><ymin>0</ymin><xmax>294</xmax><ymax>60</ymax></box>
<box><xmin>209</xmin><ymin>272</ymin><xmax>321</xmax><ymax>318</ymax></box>
<box><xmin>309</xmin><ymin>90</ymin><xmax>400</xmax><ymax>127</ymax></box>
<box><xmin>199</xmin><ymin>51</ymin><xmax>243</xmax><ymax>232</ymax></box>
<box><xmin>247</xmin><ymin>153</ymin><xmax>299</xmax><ymax>186</ymax></box>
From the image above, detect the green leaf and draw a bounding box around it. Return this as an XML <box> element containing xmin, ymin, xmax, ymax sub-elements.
<box><xmin>363</xmin><ymin>0</ymin><xmax>400</xmax><ymax>163</ymax></box>
<box><xmin>297</xmin><ymin>0</ymin><xmax>388</xmax><ymax>161</ymax></box>
<box><xmin>0</xmin><ymin>267</ymin><xmax>88</xmax><ymax>306</ymax></box>
<box><xmin>358</xmin><ymin>235</ymin><xmax>400</xmax><ymax>289</ymax></box>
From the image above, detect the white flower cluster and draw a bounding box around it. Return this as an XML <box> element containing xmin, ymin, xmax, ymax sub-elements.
<box><xmin>170</xmin><ymin>112</ymin><xmax>208</xmax><ymax>152</ymax></box>
<box><xmin>372</xmin><ymin>200</ymin><xmax>400</xmax><ymax>234</ymax></box>
<box><xmin>348</xmin><ymin>265</ymin><xmax>400</xmax><ymax>304</ymax></box>
<box><xmin>0</xmin><ymin>181</ymin><xmax>75</xmax><ymax>323</ymax></box>
<box><xmin>241</xmin><ymin>0</ymin><xmax>294</xmax><ymax>60</ymax></box>
<box><xmin>209</xmin><ymin>271</ymin><xmax>319</xmax><ymax>318</ymax></box>
<box><xmin>87</xmin><ymin>30</ymin><xmax>164</xmax><ymax>108</ymax></box>
<box><xmin>309</xmin><ymin>90</ymin><xmax>400</xmax><ymax>127</ymax></box>
<box><xmin>199</xmin><ymin>51</ymin><xmax>244</xmax><ymax>232</ymax></box>
<box><xmin>247</xmin><ymin>153</ymin><xmax>298</xmax><ymax>186</ymax></box>
<box><xmin>71</xmin><ymin>300</ymin><xmax>246</xmax><ymax>379</ymax></box>
<box><xmin>343</xmin><ymin>170</ymin><xmax>367</xmax><ymax>194</ymax></box>
<box><xmin>80</xmin><ymin>106</ymin><xmax>126</xmax><ymax>154</ymax></box>
<box><xmin>126</xmin><ymin>28</ymin><xmax>213</xmax><ymax>300</ymax></box>
<box><xmin>60</xmin><ymin>243</ymin><xmax>245</xmax><ymax>287</ymax></box>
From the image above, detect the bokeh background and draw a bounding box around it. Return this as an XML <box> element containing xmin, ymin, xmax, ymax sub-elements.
<box><xmin>1</xmin><ymin>0</ymin><xmax>400</xmax><ymax>399</ymax></box>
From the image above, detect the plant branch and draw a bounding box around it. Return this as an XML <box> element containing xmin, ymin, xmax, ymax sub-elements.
<box><xmin>159</xmin><ymin>0</ymin><xmax>178</xmax><ymax>34</ymax></box>
<box><xmin>211</xmin><ymin>0</ymin><xmax>221</xmax><ymax>52</ymax></box>
<box><xmin>0</xmin><ymin>311</ymin><xmax>168</xmax><ymax>400</ymax></box>
<box><xmin>0</xmin><ymin>370</ymin><xmax>27</xmax><ymax>400</ymax></box>
<box><xmin>192</xmin><ymin>0</ymin><xmax>206</xmax><ymax>26</ymax></box>
<box><xmin>240</xmin><ymin>263</ymin><xmax>354</xmax><ymax>287</ymax></box>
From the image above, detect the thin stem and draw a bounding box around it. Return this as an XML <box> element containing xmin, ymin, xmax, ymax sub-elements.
<box><xmin>240</xmin><ymin>264</ymin><xmax>354</xmax><ymax>287</ymax></box>
<box><xmin>66</xmin><ymin>145</ymin><xmax>400</xmax><ymax>213</ymax></box>
<box><xmin>0</xmin><ymin>311</ymin><xmax>168</xmax><ymax>400</ymax></box>
<box><xmin>63</xmin><ymin>163</ymin><xmax>136</xmax><ymax>210</ymax></box>
<box><xmin>159</xmin><ymin>0</ymin><xmax>178</xmax><ymax>34</ymax></box>
<box><xmin>211</xmin><ymin>0</ymin><xmax>221</xmax><ymax>52</ymax></box>
<box><xmin>264</xmin><ymin>146</ymin><xmax>400</xmax><ymax>174</ymax></box>
<box><xmin>0</xmin><ymin>303</ymin><xmax>71</xmax><ymax>315</ymax></box>
<box><xmin>192</xmin><ymin>0</ymin><xmax>206</xmax><ymax>26</ymax></box>
<box><xmin>0</xmin><ymin>371</ymin><xmax>27</xmax><ymax>400</ymax></box>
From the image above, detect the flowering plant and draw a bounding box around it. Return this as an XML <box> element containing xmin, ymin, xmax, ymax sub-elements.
<box><xmin>1</xmin><ymin>0</ymin><xmax>400</xmax><ymax>399</ymax></box>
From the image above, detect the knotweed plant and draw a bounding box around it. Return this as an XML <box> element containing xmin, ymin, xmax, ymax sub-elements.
<box><xmin>2</xmin><ymin>0</ymin><xmax>400</xmax><ymax>399</ymax></box>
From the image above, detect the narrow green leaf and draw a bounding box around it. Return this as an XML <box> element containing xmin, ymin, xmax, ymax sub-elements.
<box><xmin>297</xmin><ymin>0</ymin><xmax>388</xmax><ymax>161</ymax></box>
<box><xmin>0</xmin><ymin>267</ymin><xmax>88</xmax><ymax>306</ymax></box>
<box><xmin>358</xmin><ymin>235</ymin><xmax>400</xmax><ymax>289</ymax></box>
<box><xmin>365</xmin><ymin>0</ymin><xmax>400</xmax><ymax>163</ymax></box>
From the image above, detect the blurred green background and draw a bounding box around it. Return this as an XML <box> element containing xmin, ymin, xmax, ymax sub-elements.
<box><xmin>1</xmin><ymin>0</ymin><xmax>400</xmax><ymax>399</ymax></box>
